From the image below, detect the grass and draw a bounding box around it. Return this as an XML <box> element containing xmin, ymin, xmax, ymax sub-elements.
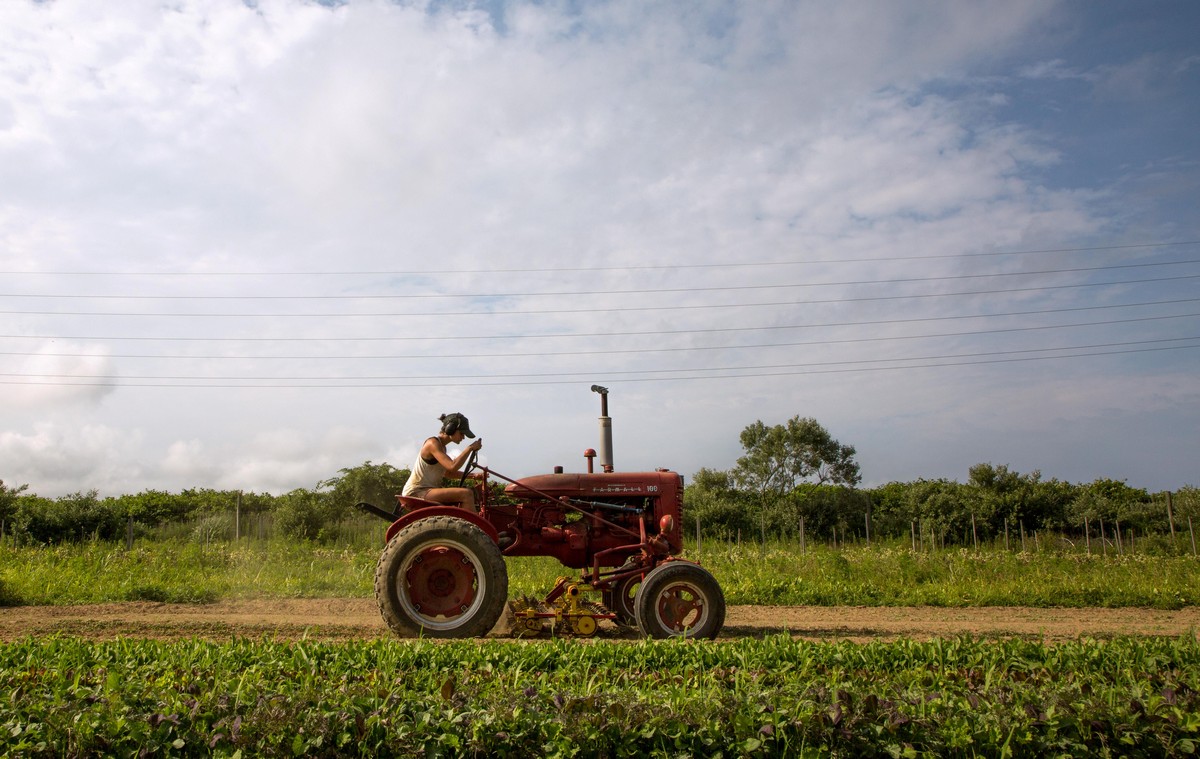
<box><xmin>2</xmin><ymin>534</ymin><xmax>1198</xmax><ymax>609</ymax></box>
<box><xmin>692</xmin><ymin>542</ymin><xmax>1200</xmax><ymax>609</ymax></box>
<box><xmin>2</xmin><ymin>634</ymin><xmax>1198</xmax><ymax>757</ymax></box>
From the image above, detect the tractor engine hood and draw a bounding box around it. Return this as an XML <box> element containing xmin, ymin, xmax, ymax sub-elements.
<box><xmin>504</xmin><ymin>471</ymin><xmax>680</xmax><ymax>500</ymax></box>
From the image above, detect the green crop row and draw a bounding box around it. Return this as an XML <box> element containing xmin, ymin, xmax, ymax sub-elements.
<box><xmin>2</xmin><ymin>635</ymin><xmax>1198</xmax><ymax>757</ymax></box>
<box><xmin>3</xmin><ymin>537</ymin><xmax>1199</xmax><ymax>609</ymax></box>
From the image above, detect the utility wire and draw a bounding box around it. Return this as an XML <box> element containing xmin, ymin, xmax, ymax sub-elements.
<box><xmin>4</xmin><ymin>275</ymin><xmax>1199</xmax><ymax>318</ymax></box>
<box><xmin>3</xmin><ymin>343</ymin><xmax>1197</xmax><ymax>388</ymax></box>
<box><xmin>3</xmin><ymin>259</ymin><xmax>1197</xmax><ymax>301</ymax></box>
<box><xmin>6</xmin><ymin>337</ymin><xmax>1197</xmax><ymax>382</ymax></box>
<box><xmin>3</xmin><ymin>297</ymin><xmax>1198</xmax><ymax>344</ymax></box>
<box><xmin>3</xmin><ymin>311</ymin><xmax>1197</xmax><ymax>361</ymax></box>
<box><xmin>2</xmin><ymin>240</ymin><xmax>1196</xmax><ymax>276</ymax></box>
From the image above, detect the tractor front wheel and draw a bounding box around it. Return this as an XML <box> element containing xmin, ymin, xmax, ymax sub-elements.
<box><xmin>633</xmin><ymin>562</ymin><xmax>725</xmax><ymax>640</ymax></box>
<box><xmin>374</xmin><ymin>515</ymin><xmax>508</xmax><ymax>638</ymax></box>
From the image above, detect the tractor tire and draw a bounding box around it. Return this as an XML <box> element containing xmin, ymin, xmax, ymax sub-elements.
<box><xmin>374</xmin><ymin>515</ymin><xmax>508</xmax><ymax>638</ymax></box>
<box><xmin>603</xmin><ymin>574</ymin><xmax>641</xmax><ymax>626</ymax></box>
<box><xmin>633</xmin><ymin>562</ymin><xmax>725</xmax><ymax>640</ymax></box>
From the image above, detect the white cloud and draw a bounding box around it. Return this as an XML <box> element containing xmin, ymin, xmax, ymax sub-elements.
<box><xmin>0</xmin><ymin>343</ymin><xmax>117</xmax><ymax>409</ymax></box>
<box><xmin>0</xmin><ymin>423</ymin><xmax>142</xmax><ymax>494</ymax></box>
<box><xmin>1</xmin><ymin>0</ymin><xmax>1196</xmax><ymax>497</ymax></box>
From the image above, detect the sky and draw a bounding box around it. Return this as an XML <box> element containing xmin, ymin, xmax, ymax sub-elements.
<box><xmin>2</xmin><ymin>0</ymin><xmax>1198</xmax><ymax>498</ymax></box>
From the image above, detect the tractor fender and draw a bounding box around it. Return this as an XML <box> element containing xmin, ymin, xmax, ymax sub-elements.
<box><xmin>384</xmin><ymin>507</ymin><xmax>501</xmax><ymax>545</ymax></box>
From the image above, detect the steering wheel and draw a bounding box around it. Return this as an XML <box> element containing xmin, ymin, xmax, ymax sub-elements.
<box><xmin>458</xmin><ymin>448</ymin><xmax>480</xmax><ymax>488</ymax></box>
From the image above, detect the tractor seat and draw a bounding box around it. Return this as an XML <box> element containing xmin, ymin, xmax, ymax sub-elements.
<box><xmin>394</xmin><ymin>494</ymin><xmax>441</xmax><ymax>515</ymax></box>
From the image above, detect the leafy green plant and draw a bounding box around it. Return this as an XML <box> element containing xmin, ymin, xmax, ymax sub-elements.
<box><xmin>2</xmin><ymin>635</ymin><xmax>1197</xmax><ymax>757</ymax></box>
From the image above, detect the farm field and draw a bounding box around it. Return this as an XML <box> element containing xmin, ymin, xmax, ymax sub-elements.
<box><xmin>2</xmin><ymin>633</ymin><xmax>1198</xmax><ymax>757</ymax></box>
<box><xmin>3</xmin><ymin>537</ymin><xmax>1199</xmax><ymax>609</ymax></box>
<box><xmin>3</xmin><ymin>597</ymin><xmax>1200</xmax><ymax>643</ymax></box>
<box><xmin>3</xmin><ymin>538</ymin><xmax>1199</xmax><ymax>755</ymax></box>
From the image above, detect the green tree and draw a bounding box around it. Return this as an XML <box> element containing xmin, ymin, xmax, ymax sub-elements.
<box><xmin>732</xmin><ymin>416</ymin><xmax>861</xmax><ymax>494</ymax></box>
<box><xmin>0</xmin><ymin>480</ymin><xmax>29</xmax><ymax>529</ymax></box>
<box><xmin>683</xmin><ymin>467</ymin><xmax>755</xmax><ymax>539</ymax></box>
<box><xmin>966</xmin><ymin>463</ymin><xmax>1075</xmax><ymax>533</ymax></box>
<box><xmin>273</xmin><ymin>488</ymin><xmax>339</xmax><ymax>541</ymax></box>
<box><xmin>319</xmin><ymin>461</ymin><xmax>411</xmax><ymax>512</ymax></box>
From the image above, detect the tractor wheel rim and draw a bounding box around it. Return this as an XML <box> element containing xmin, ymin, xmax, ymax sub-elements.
<box><xmin>654</xmin><ymin>581</ymin><xmax>708</xmax><ymax>635</ymax></box>
<box><xmin>398</xmin><ymin>538</ymin><xmax>486</xmax><ymax>630</ymax></box>
<box><xmin>614</xmin><ymin>577</ymin><xmax>639</xmax><ymax>620</ymax></box>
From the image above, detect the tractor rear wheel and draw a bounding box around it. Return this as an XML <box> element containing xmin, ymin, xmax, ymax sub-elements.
<box><xmin>633</xmin><ymin>562</ymin><xmax>725</xmax><ymax>640</ymax></box>
<box><xmin>374</xmin><ymin>515</ymin><xmax>508</xmax><ymax>638</ymax></box>
<box><xmin>603</xmin><ymin>574</ymin><xmax>641</xmax><ymax>626</ymax></box>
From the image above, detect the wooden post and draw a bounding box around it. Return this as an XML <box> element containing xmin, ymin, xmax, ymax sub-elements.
<box><xmin>695</xmin><ymin>515</ymin><xmax>701</xmax><ymax>554</ymax></box>
<box><xmin>236</xmin><ymin>490</ymin><xmax>242</xmax><ymax>542</ymax></box>
<box><xmin>1020</xmin><ymin>521</ymin><xmax>1026</xmax><ymax>553</ymax></box>
<box><xmin>971</xmin><ymin>514</ymin><xmax>978</xmax><ymax>550</ymax></box>
<box><xmin>126</xmin><ymin>516</ymin><xmax>134</xmax><ymax>551</ymax></box>
<box><xmin>864</xmin><ymin>512</ymin><xmax>871</xmax><ymax>547</ymax></box>
<box><xmin>1115</xmin><ymin>519</ymin><xmax>1123</xmax><ymax>554</ymax></box>
<box><xmin>1085</xmin><ymin>516</ymin><xmax>1091</xmax><ymax>555</ymax></box>
<box><xmin>799</xmin><ymin>517</ymin><xmax>806</xmax><ymax>554</ymax></box>
<box><xmin>1167</xmin><ymin>491</ymin><xmax>1176</xmax><ymax>545</ymax></box>
<box><xmin>1189</xmin><ymin>516</ymin><xmax>1196</xmax><ymax>556</ymax></box>
<box><xmin>911</xmin><ymin>521</ymin><xmax>917</xmax><ymax>552</ymax></box>
<box><xmin>1004</xmin><ymin>518</ymin><xmax>1009</xmax><ymax>551</ymax></box>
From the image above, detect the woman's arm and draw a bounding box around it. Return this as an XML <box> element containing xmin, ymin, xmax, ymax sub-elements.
<box><xmin>428</xmin><ymin>438</ymin><xmax>482</xmax><ymax>475</ymax></box>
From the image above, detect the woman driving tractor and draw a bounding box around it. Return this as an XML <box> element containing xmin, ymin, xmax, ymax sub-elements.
<box><xmin>401</xmin><ymin>412</ymin><xmax>483</xmax><ymax>512</ymax></box>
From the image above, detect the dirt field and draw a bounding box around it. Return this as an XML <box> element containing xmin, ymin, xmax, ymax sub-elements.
<box><xmin>2</xmin><ymin>599</ymin><xmax>1198</xmax><ymax>642</ymax></box>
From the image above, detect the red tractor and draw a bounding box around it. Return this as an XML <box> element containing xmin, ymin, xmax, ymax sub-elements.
<box><xmin>358</xmin><ymin>388</ymin><xmax>725</xmax><ymax>640</ymax></box>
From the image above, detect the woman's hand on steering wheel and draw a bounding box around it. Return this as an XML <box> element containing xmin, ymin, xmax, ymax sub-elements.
<box><xmin>458</xmin><ymin>448</ymin><xmax>480</xmax><ymax>488</ymax></box>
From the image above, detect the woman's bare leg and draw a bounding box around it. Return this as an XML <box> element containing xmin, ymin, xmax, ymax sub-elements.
<box><xmin>422</xmin><ymin>487</ymin><xmax>477</xmax><ymax>513</ymax></box>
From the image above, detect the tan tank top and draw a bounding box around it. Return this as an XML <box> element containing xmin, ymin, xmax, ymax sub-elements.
<box><xmin>402</xmin><ymin>438</ymin><xmax>447</xmax><ymax>496</ymax></box>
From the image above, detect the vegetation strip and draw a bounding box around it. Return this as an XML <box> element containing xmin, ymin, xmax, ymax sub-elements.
<box><xmin>3</xmin><ymin>539</ymin><xmax>1199</xmax><ymax>610</ymax></box>
<box><xmin>2</xmin><ymin>635</ymin><xmax>1198</xmax><ymax>757</ymax></box>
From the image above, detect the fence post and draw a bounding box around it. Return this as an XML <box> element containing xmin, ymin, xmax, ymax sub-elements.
<box><xmin>1085</xmin><ymin>516</ymin><xmax>1091</xmax><ymax>555</ymax></box>
<box><xmin>1190</xmin><ymin>516</ymin><xmax>1197</xmax><ymax>556</ymax></box>
<box><xmin>236</xmin><ymin>491</ymin><xmax>242</xmax><ymax>542</ymax></box>
<box><xmin>971</xmin><ymin>514</ymin><xmax>978</xmax><ymax>550</ymax></box>
<box><xmin>126</xmin><ymin>516</ymin><xmax>134</xmax><ymax>551</ymax></box>
<box><xmin>911</xmin><ymin>521</ymin><xmax>916</xmax><ymax>552</ymax></box>
<box><xmin>799</xmin><ymin>517</ymin><xmax>806</xmax><ymax>554</ymax></box>
<box><xmin>1020</xmin><ymin>521</ymin><xmax>1026</xmax><ymax>553</ymax></box>
<box><xmin>864</xmin><ymin>512</ymin><xmax>871</xmax><ymax>547</ymax></box>
<box><xmin>1115</xmin><ymin>519</ymin><xmax>1123</xmax><ymax>554</ymax></box>
<box><xmin>695</xmin><ymin>515</ymin><xmax>701</xmax><ymax>554</ymax></box>
<box><xmin>1004</xmin><ymin>518</ymin><xmax>1009</xmax><ymax>551</ymax></box>
<box><xmin>1167</xmin><ymin>491</ymin><xmax>1176</xmax><ymax>545</ymax></box>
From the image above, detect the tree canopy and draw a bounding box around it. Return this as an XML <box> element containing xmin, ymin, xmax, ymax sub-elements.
<box><xmin>732</xmin><ymin>416</ymin><xmax>862</xmax><ymax>495</ymax></box>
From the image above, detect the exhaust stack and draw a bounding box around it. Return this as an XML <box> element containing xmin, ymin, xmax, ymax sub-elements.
<box><xmin>591</xmin><ymin>385</ymin><xmax>613</xmax><ymax>472</ymax></box>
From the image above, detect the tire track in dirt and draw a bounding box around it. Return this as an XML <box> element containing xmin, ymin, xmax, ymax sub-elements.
<box><xmin>3</xmin><ymin>599</ymin><xmax>1198</xmax><ymax>642</ymax></box>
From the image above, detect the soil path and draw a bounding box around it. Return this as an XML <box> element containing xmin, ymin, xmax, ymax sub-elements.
<box><xmin>3</xmin><ymin>600</ymin><xmax>1198</xmax><ymax>642</ymax></box>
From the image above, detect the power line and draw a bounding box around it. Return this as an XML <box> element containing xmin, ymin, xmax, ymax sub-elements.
<box><xmin>7</xmin><ymin>336</ymin><xmax>1198</xmax><ymax>382</ymax></box>
<box><xmin>3</xmin><ymin>297</ymin><xmax>1198</xmax><ymax>344</ymax></box>
<box><xmin>4</xmin><ymin>311</ymin><xmax>1197</xmax><ymax>361</ymax></box>
<box><xmin>4</xmin><ymin>274</ymin><xmax>1199</xmax><ymax>318</ymax></box>
<box><xmin>3</xmin><ymin>342</ymin><xmax>1196</xmax><ymax>388</ymax></box>
<box><xmin>3</xmin><ymin>259</ymin><xmax>1197</xmax><ymax>301</ymax></box>
<box><xmin>2</xmin><ymin>240</ymin><xmax>1196</xmax><ymax>276</ymax></box>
